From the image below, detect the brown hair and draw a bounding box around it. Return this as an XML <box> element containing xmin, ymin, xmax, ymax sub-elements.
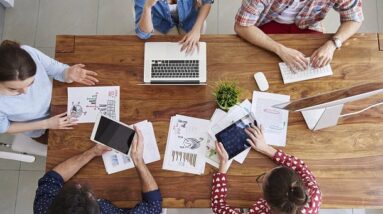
<box><xmin>0</xmin><ymin>40</ymin><xmax>36</xmax><ymax>82</ymax></box>
<box><xmin>264</xmin><ymin>167</ymin><xmax>308</xmax><ymax>214</ymax></box>
<box><xmin>48</xmin><ymin>182</ymin><xmax>100</xmax><ymax>214</ymax></box>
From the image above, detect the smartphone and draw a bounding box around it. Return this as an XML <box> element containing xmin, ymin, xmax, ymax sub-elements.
<box><xmin>90</xmin><ymin>114</ymin><xmax>135</xmax><ymax>155</ymax></box>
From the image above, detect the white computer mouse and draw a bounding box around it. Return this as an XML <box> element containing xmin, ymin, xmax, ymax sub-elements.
<box><xmin>254</xmin><ymin>72</ymin><xmax>269</xmax><ymax>91</ymax></box>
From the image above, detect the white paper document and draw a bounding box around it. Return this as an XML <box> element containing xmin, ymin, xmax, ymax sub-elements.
<box><xmin>205</xmin><ymin>109</ymin><xmax>230</xmax><ymax>168</ymax></box>
<box><xmin>251</xmin><ymin>91</ymin><xmax>290</xmax><ymax>147</ymax></box>
<box><xmin>163</xmin><ymin>115</ymin><xmax>209</xmax><ymax>175</ymax></box>
<box><xmin>102</xmin><ymin>120</ymin><xmax>161</xmax><ymax>174</ymax></box>
<box><xmin>67</xmin><ymin>86</ymin><xmax>120</xmax><ymax>123</ymax></box>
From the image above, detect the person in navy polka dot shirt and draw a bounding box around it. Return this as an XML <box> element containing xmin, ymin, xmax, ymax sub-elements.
<box><xmin>33</xmin><ymin>126</ymin><xmax>162</xmax><ymax>214</ymax></box>
<box><xmin>211</xmin><ymin>124</ymin><xmax>322</xmax><ymax>214</ymax></box>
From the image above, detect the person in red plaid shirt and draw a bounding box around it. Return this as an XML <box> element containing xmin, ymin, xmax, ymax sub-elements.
<box><xmin>234</xmin><ymin>0</ymin><xmax>363</xmax><ymax>71</ymax></box>
<box><xmin>211</xmin><ymin>124</ymin><xmax>322</xmax><ymax>214</ymax></box>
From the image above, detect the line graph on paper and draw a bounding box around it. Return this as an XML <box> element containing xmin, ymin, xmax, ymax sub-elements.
<box><xmin>67</xmin><ymin>86</ymin><xmax>120</xmax><ymax>123</ymax></box>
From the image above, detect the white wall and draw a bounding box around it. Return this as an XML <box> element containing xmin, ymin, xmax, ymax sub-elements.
<box><xmin>0</xmin><ymin>0</ymin><xmax>14</xmax><ymax>8</ymax></box>
<box><xmin>0</xmin><ymin>4</ymin><xmax>5</xmax><ymax>40</ymax></box>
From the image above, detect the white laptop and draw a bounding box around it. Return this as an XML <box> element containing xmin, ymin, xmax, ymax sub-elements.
<box><xmin>144</xmin><ymin>42</ymin><xmax>207</xmax><ymax>84</ymax></box>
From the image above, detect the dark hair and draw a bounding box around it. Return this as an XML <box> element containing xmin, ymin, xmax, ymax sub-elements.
<box><xmin>263</xmin><ymin>167</ymin><xmax>308</xmax><ymax>214</ymax></box>
<box><xmin>48</xmin><ymin>182</ymin><xmax>101</xmax><ymax>214</ymax></box>
<box><xmin>0</xmin><ymin>40</ymin><xmax>36</xmax><ymax>82</ymax></box>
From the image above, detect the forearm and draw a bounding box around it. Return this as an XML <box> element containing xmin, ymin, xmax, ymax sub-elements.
<box><xmin>135</xmin><ymin>163</ymin><xmax>158</xmax><ymax>192</ymax></box>
<box><xmin>138</xmin><ymin>6</ymin><xmax>154</xmax><ymax>34</ymax></box>
<box><xmin>6</xmin><ymin>120</ymin><xmax>48</xmax><ymax>134</ymax></box>
<box><xmin>234</xmin><ymin>24</ymin><xmax>284</xmax><ymax>55</ymax></box>
<box><xmin>63</xmin><ymin>68</ymin><xmax>73</xmax><ymax>83</ymax></box>
<box><xmin>192</xmin><ymin>4</ymin><xmax>211</xmax><ymax>31</ymax></box>
<box><xmin>53</xmin><ymin>148</ymin><xmax>96</xmax><ymax>182</ymax></box>
<box><xmin>333</xmin><ymin>21</ymin><xmax>362</xmax><ymax>42</ymax></box>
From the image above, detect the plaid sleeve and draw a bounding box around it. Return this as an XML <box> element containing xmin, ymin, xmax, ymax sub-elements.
<box><xmin>235</xmin><ymin>0</ymin><xmax>264</xmax><ymax>27</ymax></box>
<box><xmin>333</xmin><ymin>0</ymin><xmax>364</xmax><ymax>23</ymax></box>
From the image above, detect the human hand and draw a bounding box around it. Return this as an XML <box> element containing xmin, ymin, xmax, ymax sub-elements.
<box><xmin>245</xmin><ymin>124</ymin><xmax>276</xmax><ymax>158</ymax></box>
<box><xmin>144</xmin><ymin>0</ymin><xmax>159</xmax><ymax>8</ymax></box>
<box><xmin>311</xmin><ymin>41</ymin><xmax>336</xmax><ymax>68</ymax></box>
<box><xmin>130</xmin><ymin>126</ymin><xmax>145</xmax><ymax>166</ymax></box>
<box><xmin>179</xmin><ymin>29</ymin><xmax>201</xmax><ymax>55</ymax></box>
<box><xmin>277</xmin><ymin>46</ymin><xmax>309</xmax><ymax>72</ymax></box>
<box><xmin>91</xmin><ymin>144</ymin><xmax>112</xmax><ymax>157</ymax></box>
<box><xmin>45</xmin><ymin>112</ymin><xmax>77</xmax><ymax>130</ymax></box>
<box><xmin>215</xmin><ymin>141</ymin><xmax>229</xmax><ymax>173</ymax></box>
<box><xmin>66</xmin><ymin>64</ymin><xmax>99</xmax><ymax>86</ymax></box>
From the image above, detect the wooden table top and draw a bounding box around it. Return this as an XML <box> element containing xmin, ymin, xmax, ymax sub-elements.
<box><xmin>49</xmin><ymin>33</ymin><xmax>383</xmax><ymax>208</ymax></box>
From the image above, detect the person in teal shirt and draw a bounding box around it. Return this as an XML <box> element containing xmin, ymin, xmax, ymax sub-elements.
<box><xmin>0</xmin><ymin>40</ymin><xmax>99</xmax><ymax>140</ymax></box>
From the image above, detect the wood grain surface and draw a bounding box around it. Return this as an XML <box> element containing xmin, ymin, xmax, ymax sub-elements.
<box><xmin>49</xmin><ymin>34</ymin><xmax>383</xmax><ymax>208</ymax></box>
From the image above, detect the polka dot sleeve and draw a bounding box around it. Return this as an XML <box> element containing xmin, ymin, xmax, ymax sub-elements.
<box><xmin>33</xmin><ymin>170</ymin><xmax>64</xmax><ymax>214</ymax></box>
<box><xmin>211</xmin><ymin>173</ymin><xmax>242</xmax><ymax>214</ymax></box>
<box><xmin>98</xmin><ymin>189</ymin><xmax>162</xmax><ymax>214</ymax></box>
<box><xmin>273</xmin><ymin>150</ymin><xmax>322</xmax><ymax>214</ymax></box>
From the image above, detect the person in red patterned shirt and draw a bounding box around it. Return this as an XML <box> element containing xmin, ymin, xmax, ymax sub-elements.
<box><xmin>234</xmin><ymin>0</ymin><xmax>363</xmax><ymax>72</ymax></box>
<box><xmin>211</xmin><ymin>123</ymin><xmax>322</xmax><ymax>214</ymax></box>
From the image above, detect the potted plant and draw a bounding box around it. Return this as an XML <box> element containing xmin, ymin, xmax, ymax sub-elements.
<box><xmin>213</xmin><ymin>81</ymin><xmax>241</xmax><ymax>111</ymax></box>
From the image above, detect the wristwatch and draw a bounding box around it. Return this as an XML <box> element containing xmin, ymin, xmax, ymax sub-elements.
<box><xmin>331</xmin><ymin>37</ymin><xmax>342</xmax><ymax>49</ymax></box>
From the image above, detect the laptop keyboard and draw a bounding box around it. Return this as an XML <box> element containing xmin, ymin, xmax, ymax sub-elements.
<box><xmin>151</xmin><ymin>60</ymin><xmax>199</xmax><ymax>78</ymax></box>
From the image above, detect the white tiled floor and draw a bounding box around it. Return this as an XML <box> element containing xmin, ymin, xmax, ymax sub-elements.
<box><xmin>0</xmin><ymin>1</ymin><xmax>383</xmax><ymax>213</ymax></box>
<box><xmin>0</xmin><ymin>135</ymin><xmax>45</xmax><ymax>214</ymax></box>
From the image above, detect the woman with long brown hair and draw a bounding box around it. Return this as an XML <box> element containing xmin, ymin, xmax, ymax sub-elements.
<box><xmin>0</xmin><ymin>40</ymin><xmax>98</xmax><ymax>140</ymax></box>
<box><xmin>211</xmin><ymin>124</ymin><xmax>322</xmax><ymax>214</ymax></box>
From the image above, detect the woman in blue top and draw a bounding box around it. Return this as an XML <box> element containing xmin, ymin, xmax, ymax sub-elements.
<box><xmin>135</xmin><ymin>0</ymin><xmax>213</xmax><ymax>54</ymax></box>
<box><xmin>0</xmin><ymin>40</ymin><xmax>99</xmax><ymax>140</ymax></box>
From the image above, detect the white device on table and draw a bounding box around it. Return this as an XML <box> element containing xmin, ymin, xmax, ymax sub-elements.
<box><xmin>278</xmin><ymin>58</ymin><xmax>333</xmax><ymax>84</ymax></box>
<box><xmin>254</xmin><ymin>72</ymin><xmax>269</xmax><ymax>91</ymax></box>
<box><xmin>273</xmin><ymin>82</ymin><xmax>383</xmax><ymax>131</ymax></box>
<box><xmin>143</xmin><ymin>42</ymin><xmax>207</xmax><ymax>85</ymax></box>
<box><xmin>90</xmin><ymin>114</ymin><xmax>136</xmax><ymax>155</ymax></box>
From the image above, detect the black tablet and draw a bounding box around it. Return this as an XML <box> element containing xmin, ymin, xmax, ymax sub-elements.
<box><xmin>91</xmin><ymin>114</ymin><xmax>135</xmax><ymax>155</ymax></box>
<box><xmin>215</xmin><ymin>116</ymin><xmax>252</xmax><ymax>159</ymax></box>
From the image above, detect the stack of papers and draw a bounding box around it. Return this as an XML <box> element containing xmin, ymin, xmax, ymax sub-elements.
<box><xmin>162</xmin><ymin>115</ymin><xmax>210</xmax><ymax>175</ymax></box>
<box><xmin>205</xmin><ymin>100</ymin><xmax>252</xmax><ymax>168</ymax></box>
<box><xmin>205</xmin><ymin>92</ymin><xmax>290</xmax><ymax>169</ymax></box>
<box><xmin>102</xmin><ymin>120</ymin><xmax>161</xmax><ymax>174</ymax></box>
<box><xmin>162</xmin><ymin>92</ymin><xmax>290</xmax><ymax>174</ymax></box>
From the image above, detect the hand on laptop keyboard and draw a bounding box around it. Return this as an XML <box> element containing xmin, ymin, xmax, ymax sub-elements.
<box><xmin>179</xmin><ymin>31</ymin><xmax>201</xmax><ymax>55</ymax></box>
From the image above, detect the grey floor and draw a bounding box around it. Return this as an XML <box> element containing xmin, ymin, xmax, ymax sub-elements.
<box><xmin>0</xmin><ymin>0</ymin><xmax>382</xmax><ymax>214</ymax></box>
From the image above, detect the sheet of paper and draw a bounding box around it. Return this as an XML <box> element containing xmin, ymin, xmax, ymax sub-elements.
<box><xmin>205</xmin><ymin>109</ymin><xmax>227</xmax><ymax>168</ymax></box>
<box><xmin>67</xmin><ymin>86</ymin><xmax>120</xmax><ymax>123</ymax></box>
<box><xmin>251</xmin><ymin>91</ymin><xmax>290</xmax><ymax>147</ymax></box>
<box><xmin>163</xmin><ymin>115</ymin><xmax>209</xmax><ymax>175</ymax></box>
<box><xmin>102</xmin><ymin>120</ymin><xmax>161</xmax><ymax>174</ymax></box>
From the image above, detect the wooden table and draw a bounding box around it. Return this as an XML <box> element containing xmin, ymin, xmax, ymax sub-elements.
<box><xmin>48</xmin><ymin>33</ymin><xmax>383</xmax><ymax>208</ymax></box>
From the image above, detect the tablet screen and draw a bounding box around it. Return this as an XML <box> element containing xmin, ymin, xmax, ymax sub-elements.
<box><xmin>94</xmin><ymin>116</ymin><xmax>135</xmax><ymax>154</ymax></box>
<box><xmin>215</xmin><ymin>117</ymin><xmax>251</xmax><ymax>159</ymax></box>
